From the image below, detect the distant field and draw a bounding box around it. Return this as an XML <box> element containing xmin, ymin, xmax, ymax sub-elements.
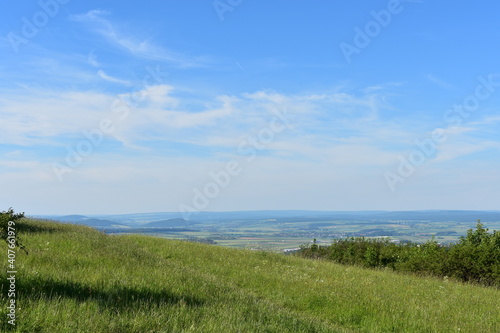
<box><xmin>109</xmin><ymin>218</ymin><xmax>500</xmax><ymax>251</ymax></box>
<box><xmin>1</xmin><ymin>219</ymin><xmax>499</xmax><ymax>332</ymax></box>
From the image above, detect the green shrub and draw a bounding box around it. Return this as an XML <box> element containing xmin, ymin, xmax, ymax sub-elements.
<box><xmin>0</xmin><ymin>207</ymin><xmax>27</xmax><ymax>253</ymax></box>
<box><xmin>444</xmin><ymin>221</ymin><xmax>500</xmax><ymax>285</ymax></box>
<box><xmin>299</xmin><ymin>220</ymin><xmax>500</xmax><ymax>287</ymax></box>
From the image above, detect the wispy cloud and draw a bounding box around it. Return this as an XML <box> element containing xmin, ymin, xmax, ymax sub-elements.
<box><xmin>434</xmin><ymin>140</ymin><xmax>499</xmax><ymax>163</ymax></box>
<box><xmin>97</xmin><ymin>70</ymin><xmax>131</xmax><ymax>85</ymax></box>
<box><xmin>469</xmin><ymin>115</ymin><xmax>500</xmax><ymax>126</ymax></box>
<box><xmin>0</xmin><ymin>89</ymin><xmax>114</xmax><ymax>145</ymax></box>
<box><xmin>430</xmin><ymin>124</ymin><xmax>500</xmax><ymax>163</ymax></box>
<box><xmin>425</xmin><ymin>73</ymin><xmax>454</xmax><ymax>90</ymax></box>
<box><xmin>87</xmin><ymin>50</ymin><xmax>100</xmax><ymax>67</ymax></box>
<box><xmin>71</xmin><ymin>10</ymin><xmax>209</xmax><ymax>67</ymax></box>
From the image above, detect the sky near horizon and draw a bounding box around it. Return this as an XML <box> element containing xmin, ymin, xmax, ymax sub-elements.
<box><xmin>1</xmin><ymin>0</ymin><xmax>500</xmax><ymax>215</ymax></box>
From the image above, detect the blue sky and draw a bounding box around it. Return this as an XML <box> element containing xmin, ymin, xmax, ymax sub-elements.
<box><xmin>1</xmin><ymin>0</ymin><xmax>500</xmax><ymax>215</ymax></box>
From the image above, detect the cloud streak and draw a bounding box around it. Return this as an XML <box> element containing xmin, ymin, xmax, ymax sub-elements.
<box><xmin>71</xmin><ymin>10</ymin><xmax>209</xmax><ymax>67</ymax></box>
<box><xmin>425</xmin><ymin>73</ymin><xmax>454</xmax><ymax>90</ymax></box>
<box><xmin>97</xmin><ymin>70</ymin><xmax>131</xmax><ymax>85</ymax></box>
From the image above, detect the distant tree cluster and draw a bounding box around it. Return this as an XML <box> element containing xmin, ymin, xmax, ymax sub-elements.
<box><xmin>185</xmin><ymin>236</ymin><xmax>217</xmax><ymax>245</ymax></box>
<box><xmin>299</xmin><ymin>220</ymin><xmax>500</xmax><ymax>287</ymax></box>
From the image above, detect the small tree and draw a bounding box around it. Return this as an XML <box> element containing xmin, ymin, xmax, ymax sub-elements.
<box><xmin>0</xmin><ymin>208</ymin><xmax>27</xmax><ymax>253</ymax></box>
<box><xmin>462</xmin><ymin>220</ymin><xmax>489</xmax><ymax>245</ymax></box>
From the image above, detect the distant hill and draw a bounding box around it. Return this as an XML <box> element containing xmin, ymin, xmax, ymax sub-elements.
<box><xmin>52</xmin><ymin>215</ymin><xmax>88</xmax><ymax>222</ymax></box>
<box><xmin>42</xmin><ymin>215</ymin><xmax>128</xmax><ymax>228</ymax></box>
<box><xmin>371</xmin><ymin>210</ymin><xmax>500</xmax><ymax>222</ymax></box>
<box><xmin>36</xmin><ymin>210</ymin><xmax>500</xmax><ymax>227</ymax></box>
<box><xmin>141</xmin><ymin>218</ymin><xmax>192</xmax><ymax>228</ymax></box>
<box><xmin>72</xmin><ymin>218</ymin><xmax>122</xmax><ymax>227</ymax></box>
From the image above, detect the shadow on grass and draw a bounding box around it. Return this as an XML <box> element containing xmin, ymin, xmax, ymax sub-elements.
<box><xmin>15</xmin><ymin>275</ymin><xmax>205</xmax><ymax>311</ymax></box>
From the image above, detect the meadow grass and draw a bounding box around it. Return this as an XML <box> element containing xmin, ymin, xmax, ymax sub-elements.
<box><xmin>1</xmin><ymin>219</ymin><xmax>499</xmax><ymax>332</ymax></box>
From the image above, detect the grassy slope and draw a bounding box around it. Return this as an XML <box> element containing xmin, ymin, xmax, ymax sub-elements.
<box><xmin>1</xmin><ymin>219</ymin><xmax>499</xmax><ymax>333</ymax></box>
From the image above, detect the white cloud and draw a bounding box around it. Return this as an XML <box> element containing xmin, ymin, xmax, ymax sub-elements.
<box><xmin>431</xmin><ymin>123</ymin><xmax>500</xmax><ymax>163</ymax></box>
<box><xmin>0</xmin><ymin>85</ymin><xmax>400</xmax><ymax>154</ymax></box>
<box><xmin>97</xmin><ymin>70</ymin><xmax>131</xmax><ymax>85</ymax></box>
<box><xmin>435</xmin><ymin>142</ymin><xmax>490</xmax><ymax>163</ymax></box>
<box><xmin>0</xmin><ymin>89</ymin><xmax>114</xmax><ymax>145</ymax></box>
<box><xmin>4</xmin><ymin>84</ymin><xmax>498</xmax><ymax>196</ymax></box>
<box><xmin>138</xmin><ymin>85</ymin><xmax>179</xmax><ymax>108</ymax></box>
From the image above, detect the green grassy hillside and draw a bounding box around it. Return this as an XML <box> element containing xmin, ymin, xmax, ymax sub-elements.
<box><xmin>1</xmin><ymin>219</ymin><xmax>499</xmax><ymax>332</ymax></box>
